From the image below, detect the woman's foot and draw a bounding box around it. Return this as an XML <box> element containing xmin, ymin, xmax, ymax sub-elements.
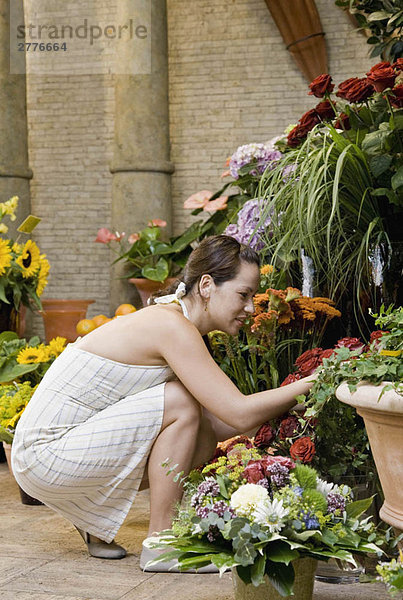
<box><xmin>74</xmin><ymin>526</ymin><xmax>127</xmax><ymax>559</ymax></box>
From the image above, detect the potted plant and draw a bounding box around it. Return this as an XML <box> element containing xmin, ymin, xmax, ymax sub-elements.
<box><xmin>0</xmin><ymin>331</ymin><xmax>67</xmax><ymax>504</ymax></box>
<box><xmin>144</xmin><ymin>442</ymin><xmax>382</xmax><ymax>599</ymax></box>
<box><xmin>333</xmin><ymin>305</ymin><xmax>403</xmax><ymax>531</ymax></box>
<box><xmin>0</xmin><ymin>196</ymin><xmax>50</xmax><ymax>334</ymax></box>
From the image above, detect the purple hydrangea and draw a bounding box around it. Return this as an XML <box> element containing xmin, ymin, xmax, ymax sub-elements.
<box><xmin>327</xmin><ymin>492</ymin><xmax>346</xmax><ymax>514</ymax></box>
<box><xmin>269</xmin><ymin>463</ymin><xmax>290</xmax><ymax>488</ymax></box>
<box><xmin>256</xmin><ymin>478</ymin><xmax>270</xmax><ymax>489</ymax></box>
<box><xmin>196</xmin><ymin>505</ymin><xmax>210</xmax><ymax>518</ymax></box>
<box><xmin>229</xmin><ymin>143</ymin><xmax>282</xmax><ymax>179</ymax></box>
<box><xmin>225</xmin><ymin>199</ymin><xmax>272</xmax><ymax>251</ymax></box>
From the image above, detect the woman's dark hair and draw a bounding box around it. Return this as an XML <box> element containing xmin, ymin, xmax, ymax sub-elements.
<box><xmin>149</xmin><ymin>234</ymin><xmax>260</xmax><ymax>304</ymax></box>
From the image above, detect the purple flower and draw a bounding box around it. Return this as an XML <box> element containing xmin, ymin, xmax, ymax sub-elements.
<box><xmin>191</xmin><ymin>478</ymin><xmax>220</xmax><ymax>509</ymax></box>
<box><xmin>207</xmin><ymin>528</ymin><xmax>218</xmax><ymax>542</ymax></box>
<box><xmin>225</xmin><ymin>199</ymin><xmax>273</xmax><ymax>251</ymax></box>
<box><xmin>196</xmin><ymin>505</ymin><xmax>210</xmax><ymax>518</ymax></box>
<box><xmin>211</xmin><ymin>500</ymin><xmax>235</xmax><ymax>517</ymax></box>
<box><xmin>327</xmin><ymin>492</ymin><xmax>346</xmax><ymax>514</ymax></box>
<box><xmin>293</xmin><ymin>486</ymin><xmax>304</xmax><ymax>497</ymax></box>
<box><xmin>229</xmin><ymin>143</ymin><xmax>282</xmax><ymax>179</ymax></box>
<box><xmin>268</xmin><ymin>463</ymin><xmax>290</xmax><ymax>488</ymax></box>
<box><xmin>256</xmin><ymin>478</ymin><xmax>270</xmax><ymax>489</ymax></box>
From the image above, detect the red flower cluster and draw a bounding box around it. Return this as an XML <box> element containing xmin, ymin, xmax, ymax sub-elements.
<box><xmin>287</xmin><ymin>100</ymin><xmax>335</xmax><ymax>148</ymax></box>
<box><xmin>242</xmin><ymin>455</ymin><xmax>296</xmax><ymax>484</ymax></box>
<box><xmin>335</xmin><ymin>337</ymin><xmax>365</xmax><ymax>353</ymax></box>
<box><xmin>254</xmin><ymin>423</ymin><xmax>276</xmax><ymax>448</ymax></box>
<box><xmin>295</xmin><ymin>347</ymin><xmax>324</xmax><ymax>376</ymax></box>
<box><xmin>389</xmin><ymin>85</ymin><xmax>403</xmax><ymax>109</ymax></box>
<box><xmin>336</xmin><ymin>77</ymin><xmax>374</xmax><ymax>103</ymax></box>
<box><xmin>280</xmin><ymin>373</ymin><xmax>302</xmax><ymax>387</ymax></box>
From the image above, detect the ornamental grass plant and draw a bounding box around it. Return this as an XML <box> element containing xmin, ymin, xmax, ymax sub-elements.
<box><xmin>145</xmin><ymin>447</ymin><xmax>383</xmax><ymax>596</ymax></box>
<box><xmin>256</xmin><ymin>63</ymin><xmax>403</xmax><ymax>336</ymax></box>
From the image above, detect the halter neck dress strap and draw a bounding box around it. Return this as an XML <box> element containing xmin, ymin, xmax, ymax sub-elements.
<box><xmin>152</xmin><ymin>281</ymin><xmax>190</xmax><ymax>320</ymax></box>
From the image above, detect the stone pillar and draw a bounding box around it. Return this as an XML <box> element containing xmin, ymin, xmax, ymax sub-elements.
<box><xmin>0</xmin><ymin>0</ymin><xmax>32</xmax><ymax>236</ymax></box>
<box><xmin>110</xmin><ymin>0</ymin><xmax>174</xmax><ymax>309</ymax></box>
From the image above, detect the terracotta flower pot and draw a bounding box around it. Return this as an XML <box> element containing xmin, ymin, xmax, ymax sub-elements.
<box><xmin>129</xmin><ymin>277</ymin><xmax>177</xmax><ymax>307</ymax></box>
<box><xmin>233</xmin><ymin>558</ymin><xmax>317</xmax><ymax>600</ymax></box>
<box><xmin>336</xmin><ymin>381</ymin><xmax>403</xmax><ymax>531</ymax></box>
<box><xmin>2</xmin><ymin>442</ymin><xmax>43</xmax><ymax>505</ymax></box>
<box><xmin>40</xmin><ymin>299</ymin><xmax>95</xmax><ymax>343</ymax></box>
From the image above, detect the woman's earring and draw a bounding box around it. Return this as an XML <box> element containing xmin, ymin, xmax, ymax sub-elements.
<box><xmin>204</xmin><ymin>299</ymin><xmax>208</xmax><ymax>312</ymax></box>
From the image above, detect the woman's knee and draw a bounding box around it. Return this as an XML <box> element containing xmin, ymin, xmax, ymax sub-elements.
<box><xmin>163</xmin><ymin>380</ymin><xmax>202</xmax><ymax>428</ymax></box>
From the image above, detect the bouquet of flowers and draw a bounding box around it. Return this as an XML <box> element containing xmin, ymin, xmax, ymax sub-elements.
<box><xmin>145</xmin><ymin>443</ymin><xmax>382</xmax><ymax>596</ymax></box>
<box><xmin>0</xmin><ymin>196</ymin><xmax>49</xmax><ymax>313</ymax></box>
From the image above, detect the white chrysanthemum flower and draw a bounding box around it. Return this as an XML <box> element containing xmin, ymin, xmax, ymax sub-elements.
<box><xmin>253</xmin><ymin>497</ymin><xmax>289</xmax><ymax>533</ymax></box>
<box><xmin>230</xmin><ymin>483</ymin><xmax>269</xmax><ymax>517</ymax></box>
<box><xmin>316</xmin><ymin>478</ymin><xmax>335</xmax><ymax>497</ymax></box>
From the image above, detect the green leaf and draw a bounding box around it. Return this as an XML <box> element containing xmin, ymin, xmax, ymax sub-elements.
<box><xmin>391</xmin><ymin>165</ymin><xmax>403</xmax><ymax>190</ymax></box>
<box><xmin>141</xmin><ymin>257</ymin><xmax>169</xmax><ymax>282</ymax></box>
<box><xmin>0</xmin><ymin>332</ymin><xmax>19</xmax><ymax>345</ymax></box>
<box><xmin>0</xmin><ymin>425</ymin><xmax>14</xmax><ymax>444</ymax></box>
<box><xmin>216</xmin><ymin>474</ymin><xmax>230</xmax><ymax>499</ymax></box>
<box><xmin>0</xmin><ymin>362</ymin><xmax>38</xmax><ymax>383</ymax></box>
<box><xmin>251</xmin><ymin>552</ymin><xmax>266</xmax><ymax>587</ymax></box>
<box><xmin>362</xmin><ymin>128</ymin><xmax>391</xmax><ymax>156</ymax></box>
<box><xmin>369</xmin><ymin>154</ymin><xmax>392</xmax><ymax>177</ymax></box>
<box><xmin>346</xmin><ymin>496</ymin><xmax>375</xmax><ymax>519</ymax></box>
<box><xmin>0</xmin><ymin>280</ymin><xmax>10</xmax><ymax>304</ymax></box>
<box><xmin>265</xmin><ymin>560</ymin><xmax>295</xmax><ymax>597</ymax></box>
<box><xmin>367</xmin><ymin>11</ymin><xmax>392</xmax><ymax>22</ymax></box>
<box><xmin>266</xmin><ymin>541</ymin><xmax>299</xmax><ymax>565</ymax></box>
<box><xmin>321</xmin><ymin>528</ymin><xmax>339</xmax><ymax>546</ymax></box>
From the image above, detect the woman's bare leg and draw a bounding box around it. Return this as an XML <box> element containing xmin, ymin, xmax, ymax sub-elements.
<box><xmin>146</xmin><ymin>381</ymin><xmax>204</xmax><ymax>535</ymax></box>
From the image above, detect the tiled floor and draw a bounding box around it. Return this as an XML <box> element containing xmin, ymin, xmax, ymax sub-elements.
<box><xmin>0</xmin><ymin>460</ymin><xmax>393</xmax><ymax>600</ymax></box>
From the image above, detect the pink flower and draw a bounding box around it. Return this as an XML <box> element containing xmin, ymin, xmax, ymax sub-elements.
<box><xmin>262</xmin><ymin>455</ymin><xmax>295</xmax><ymax>471</ymax></box>
<box><xmin>95</xmin><ymin>228</ymin><xmax>118</xmax><ymax>243</ymax></box>
<box><xmin>128</xmin><ymin>233</ymin><xmax>140</xmax><ymax>244</ymax></box>
<box><xmin>203</xmin><ymin>195</ymin><xmax>229</xmax><ymax>212</ymax></box>
<box><xmin>148</xmin><ymin>218</ymin><xmax>167</xmax><ymax>227</ymax></box>
<box><xmin>183</xmin><ymin>190</ymin><xmax>213</xmax><ymax>209</ymax></box>
<box><xmin>243</xmin><ymin>460</ymin><xmax>266</xmax><ymax>484</ymax></box>
<box><xmin>335</xmin><ymin>337</ymin><xmax>365</xmax><ymax>354</ymax></box>
<box><xmin>220</xmin><ymin>169</ymin><xmax>231</xmax><ymax>178</ymax></box>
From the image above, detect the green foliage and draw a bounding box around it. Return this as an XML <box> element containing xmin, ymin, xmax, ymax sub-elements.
<box><xmin>294</xmin><ymin>465</ymin><xmax>318</xmax><ymax>489</ymax></box>
<box><xmin>336</xmin><ymin>0</ymin><xmax>403</xmax><ymax>62</ymax></box>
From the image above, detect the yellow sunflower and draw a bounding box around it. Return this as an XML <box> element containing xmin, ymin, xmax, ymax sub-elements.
<box><xmin>36</xmin><ymin>254</ymin><xmax>50</xmax><ymax>296</ymax></box>
<box><xmin>17</xmin><ymin>346</ymin><xmax>44</xmax><ymax>364</ymax></box>
<box><xmin>0</xmin><ymin>239</ymin><xmax>12</xmax><ymax>276</ymax></box>
<box><xmin>12</xmin><ymin>242</ymin><xmax>22</xmax><ymax>253</ymax></box>
<box><xmin>16</xmin><ymin>240</ymin><xmax>41</xmax><ymax>278</ymax></box>
<box><xmin>46</xmin><ymin>336</ymin><xmax>67</xmax><ymax>357</ymax></box>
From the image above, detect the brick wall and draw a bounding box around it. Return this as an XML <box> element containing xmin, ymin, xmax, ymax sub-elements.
<box><xmin>24</xmin><ymin>0</ymin><xmax>374</xmax><ymax>336</ymax></box>
<box><xmin>167</xmin><ymin>0</ymin><xmax>374</xmax><ymax>234</ymax></box>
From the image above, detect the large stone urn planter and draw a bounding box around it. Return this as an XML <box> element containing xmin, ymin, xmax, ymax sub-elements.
<box><xmin>41</xmin><ymin>299</ymin><xmax>95</xmax><ymax>343</ymax></box>
<box><xmin>336</xmin><ymin>381</ymin><xmax>403</xmax><ymax>530</ymax></box>
<box><xmin>232</xmin><ymin>558</ymin><xmax>317</xmax><ymax>600</ymax></box>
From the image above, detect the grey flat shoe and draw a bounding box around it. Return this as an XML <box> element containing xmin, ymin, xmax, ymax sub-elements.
<box><xmin>74</xmin><ymin>526</ymin><xmax>127</xmax><ymax>559</ymax></box>
<box><xmin>139</xmin><ymin>544</ymin><xmax>220</xmax><ymax>573</ymax></box>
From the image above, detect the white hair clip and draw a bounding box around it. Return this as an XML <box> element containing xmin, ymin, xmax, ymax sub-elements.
<box><xmin>151</xmin><ymin>281</ymin><xmax>187</xmax><ymax>305</ymax></box>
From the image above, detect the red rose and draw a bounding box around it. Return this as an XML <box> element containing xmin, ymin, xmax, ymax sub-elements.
<box><xmin>287</xmin><ymin>124</ymin><xmax>310</xmax><ymax>147</ymax></box>
<box><xmin>370</xmin><ymin>330</ymin><xmax>388</xmax><ymax>343</ymax></box>
<box><xmin>279</xmin><ymin>416</ymin><xmax>299</xmax><ymax>440</ymax></box>
<box><xmin>243</xmin><ymin>460</ymin><xmax>266</xmax><ymax>484</ymax></box>
<box><xmin>254</xmin><ymin>423</ymin><xmax>276</xmax><ymax>448</ymax></box>
<box><xmin>295</xmin><ymin>348</ymin><xmax>323</xmax><ymax>376</ymax></box>
<box><xmin>336</xmin><ymin>77</ymin><xmax>374</xmax><ymax>103</ymax></box>
<box><xmin>280</xmin><ymin>373</ymin><xmax>302</xmax><ymax>387</ymax></box>
<box><xmin>335</xmin><ymin>337</ymin><xmax>365</xmax><ymax>353</ymax></box>
<box><xmin>320</xmin><ymin>348</ymin><xmax>335</xmax><ymax>360</ymax></box>
<box><xmin>290</xmin><ymin>437</ymin><xmax>315</xmax><ymax>463</ymax></box>
<box><xmin>367</xmin><ymin>62</ymin><xmax>396</xmax><ymax>92</ymax></box>
<box><xmin>299</xmin><ymin>109</ymin><xmax>321</xmax><ymax>130</ymax></box>
<box><xmin>263</xmin><ymin>455</ymin><xmax>295</xmax><ymax>471</ymax></box>
<box><xmin>315</xmin><ymin>100</ymin><xmax>335</xmax><ymax>120</ymax></box>
<box><xmin>308</xmin><ymin>74</ymin><xmax>334</xmax><ymax>98</ymax></box>
<box><xmin>334</xmin><ymin>112</ymin><xmax>351</xmax><ymax>130</ymax></box>
<box><xmin>389</xmin><ymin>85</ymin><xmax>403</xmax><ymax>109</ymax></box>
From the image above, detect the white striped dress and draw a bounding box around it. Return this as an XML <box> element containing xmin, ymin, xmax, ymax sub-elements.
<box><xmin>11</xmin><ymin>344</ymin><xmax>175</xmax><ymax>543</ymax></box>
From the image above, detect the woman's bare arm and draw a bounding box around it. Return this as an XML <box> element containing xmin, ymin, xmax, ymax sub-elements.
<box><xmin>160</xmin><ymin>314</ymin><xmax>315</xmax><ymax>431</ymax></box>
